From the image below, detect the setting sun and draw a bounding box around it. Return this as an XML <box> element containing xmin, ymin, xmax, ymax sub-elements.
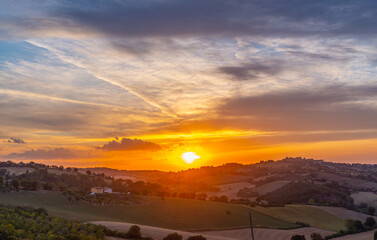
<box><xmin>181</xmin><ymin>152</ymin><xmax>200</xmax><ymax>164</ymax></box>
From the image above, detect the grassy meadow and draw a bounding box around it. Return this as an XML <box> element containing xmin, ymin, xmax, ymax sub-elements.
<box><xmin>253</xmin><ymin>205</ymin><xmax>346</xmax><ymax>231</ymax></box>
<box><xmin>0</xmin><ymin>191</ymin><xmax>297</xmax><ymax>230</ymax></box>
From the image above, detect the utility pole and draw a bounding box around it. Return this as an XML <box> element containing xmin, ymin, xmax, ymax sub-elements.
<box><xmin>249</xmin><ymin>212</ymin><xmax>255</xmax><ymax>240</ymax></box>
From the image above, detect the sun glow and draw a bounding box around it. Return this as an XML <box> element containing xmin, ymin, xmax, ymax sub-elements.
<box><xmin>181</xmin><ymin>152</ymin><xmax>200</xmax><ymax>164</ymax></box>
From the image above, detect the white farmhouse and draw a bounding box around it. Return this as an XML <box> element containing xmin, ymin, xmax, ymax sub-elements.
<box><xmin>90</xmin><ymin>187</ymin><xmax>113</xmax><ymax>194</ymax></box>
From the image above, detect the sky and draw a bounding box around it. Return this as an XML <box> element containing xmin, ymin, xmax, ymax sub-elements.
<box><xmin>1</xmin><ymin>0</ymin><xmax>377</xmax><ymax>170</ymax></box>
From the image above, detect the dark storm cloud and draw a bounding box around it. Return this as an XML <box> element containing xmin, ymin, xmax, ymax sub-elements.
<box><xmin>50</xmin><ymin>0</ymin><xmax>377</xmax><ymax>38</ymax></box>
<box><xmin>97</xmin><ymin>138</ymin><xmax>162</xmax><ymax>151</ymax></box>
<box><xmin>7</xmin><ymin>137</ymin><xmax>26</xmax><ymax>144</ymax></box>
<box><xmin>6</xmin><ymin>148</ymin><xmax>76</xmax><ymax>159</ymax></box>
<box><xmin>216</xmin><ymin>84</ymin><xmax>377</xmax><ymax>131</ymax></box>
<box><xmin>218</xmin><ymin>61</ymin><xmax>284</xmax><ymax>81</ymax></box>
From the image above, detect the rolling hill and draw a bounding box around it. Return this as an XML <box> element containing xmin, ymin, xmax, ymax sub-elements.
<box><xmin>0</xmin><ymin>191</ymin><xmax>298</xmax><ymax>230</ymax></box>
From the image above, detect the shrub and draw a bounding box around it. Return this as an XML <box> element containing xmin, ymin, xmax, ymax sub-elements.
<box><xmin>125</xmin><ymin>225</ymin><xmax>142</xmax><ymax>238</ymax></box>
<box><xmin>291</xmin><ymin>235</ymin><xmax>306</xmax><ymax>240</ymax></box>
<box><xmin>310</xmin><ymin>233</ymin><xmax>323</xmax><ymax>240</ymax></box>
<box><xmin>163</xmin><ymin>232</ymin><xmax>183</xmax><ymax>240</ymax></box>
<box><xmin>368</xmin><ymin>206</ymin><xmax>376</xmax><ymax>216</ymax></box>
<box><xmin>208</xmin><ymin>196</ymin><xmax>219</xmax><ymax>202</ymax></box>
<box><xmin>296</xmin><ymin>221</ymin><xmax>310</xmax><ymax>227</ymax></box>
<box><xmin>354</xmin><ymin>220</ymin><xmax>364</xmax><ymax>232</ymax></box>
<box><xmin>187</xmin><ymin>235</ymin><xmax>206</xmax><ymax>240</ymax></box>
<box><xmin>365</xmin><ymin>217</ymin><xmax>376</xmax><ymax>228</ymax></box>
<box><xmin>219</xmin><ymin>195</ymin><xmax>228</xmax><ymax>203</ymax></box>
<box><xmin>345</xmin><ymin>219</ymin><xmax>364</xmax><ymax>232</ymax></box>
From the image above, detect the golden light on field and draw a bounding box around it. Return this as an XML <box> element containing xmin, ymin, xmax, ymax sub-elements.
<box><xmin>181</xmin><ymin>152</ymin><xmax>200</xmax><ymax>164</ymax></box>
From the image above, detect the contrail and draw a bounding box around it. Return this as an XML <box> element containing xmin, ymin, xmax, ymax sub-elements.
<box><xmin>27</xmin><ymin>40</ymin><xmax>179</xmax><ymax>119</ymax></box>
<box><xmin>0</xmin><ymin>88</ymin><xmax>143</xmax><ymax>113</ymax></box>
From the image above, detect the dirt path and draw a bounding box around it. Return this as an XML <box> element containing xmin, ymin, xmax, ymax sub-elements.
<box><xmin>199</xmin><ymin>227</ymin><xmax>334</xmax><ymax>240</ymax></box>
<box><xmin>94</xmin><ymin>221</ymin><xmax>334</xmax><ymax>240</ymax></box>
<box><xmin>93</xmin><ymin>221</ymin><xmax>235</xmax><ymax>240</ymax></box>
<box><xmin>331</xmin><ymin>230</ymin><xmax>375</xmax><ymax>240</ymax></box>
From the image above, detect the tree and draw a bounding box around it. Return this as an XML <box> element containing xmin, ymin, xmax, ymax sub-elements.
<box><xmin>345</xmin><ymin>219</ymin><xmax>365</xmax><ymax>232</ymax></box>
<box><xmin>345</xmin><ymin>219</ymin><xmax>364</xmax><ymax>232</ymax></box>
<box><xmin>308</xmin><ymin>199</ymin><xmax>315</xmax><ymax>205</ymax></box>
<box><xmin>197</xmin><ymin>193</ymin><xmax>207</xmax><ymax>201</ymax></box>
<box><xmin>163</xmin><ymin>232</ymin><xmax>182</xmax><ymax>240</ymax></box>
<box><xmin>0</xmin><ymin>169</ymin><xmax>7</xmax><ymax>176</ymax></box>
<box><xmin>368</xmin><ymin>206</ymin><xmax>376</xmax><ymax>216</ymax></box>
<box><xmin>364</xmin><ymin>217</ymin><xmax>376</xmax><ymax>228</ymax></box>
<box><xmin>10</xmin><ymin>179</ymin><xmax>19</xmax><ymax>189</ymax></box>
<box><xmin>86</xmin><ymin>170</ymin><xmax>91</xmax><ymax>176</ymax></box>
<box><xmin>219</xmin><ymin>195</ymin><xmax>228</xmax><ymax>203</ymax></box>
<box><xmin>291</xmin><ymin>235</ymin><xmax>306</xmax><ymax>240</ymax></box>
<box><xmin>187</xmin><ymin>235</ymin><xmax>206</xmax><ymax>240</ymax></box>
<box><xmin>125</xmin><ymin>225</ymin><xmax>141</xmax><ymax>238</ymax></box>
<box><xmin>0</xmin><ymin>223</ymin><xmax>17</xmax><ymax>240</ymax></box>
<box><xmin>359</xmin><ymin>202</ymin><xmax>368</xmax><ymax>209</ymax></box>
<box><xmin>0</xmin><ymin>205</ymin><xmax>130</xmax><ymax>239</ymax></box>
<box><xmin>209</xmin><ymin>196</ymin><xmax>219</xmax><ymax>202</ymax></box>
<box><xmin>21</xmin><ymin>181</ymin><xmax>38</xmax><ymax>190</ymax></box>
<box><xmin>345</xmin><ymin>219</ymin><xmax>354</xmax><ymax>232</ymax></box>
<box><xmin>310</xmin><ymin>233</ymin><xmax>323</xmax><ymax>240</ymax></box>
<box><xmin>43</xmin><ymin>183</ymin><xmax>52</xmax><ymax>190</ymax></box>
<box><xmin>354</xmin><ymin>220</ymin><xmax>364</xmax><ymax>232</ymax></box>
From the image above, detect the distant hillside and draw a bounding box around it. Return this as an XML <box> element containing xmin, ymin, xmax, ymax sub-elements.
<box><xmin>78</xmin><ymin>167</ymin><xmax>165</xmax><ymax>182</ymax></box>
<box><xmin>2</xmin><ymin>157</ymin><xmax>377</xmax><ymax>211</ymax></box>
<box><xmin>261</xmin><ymin>182</ymin><xmax>353</xmax><ymax>207</ymax></box>
<box><xmin>78</xmin><ymin>157</ymin><xmax>377</xmax><ymax>191</ymax></box>
<box><xmin>77</xmin><ymin>157</ymin><xmax>377</xmax><ymax>198</ymax></box>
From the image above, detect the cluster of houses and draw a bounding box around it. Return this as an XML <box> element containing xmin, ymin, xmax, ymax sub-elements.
<box><xmin>90</xmin><ymin>187</ymin><xmax>113</xmax><ymax>194</ymax></box>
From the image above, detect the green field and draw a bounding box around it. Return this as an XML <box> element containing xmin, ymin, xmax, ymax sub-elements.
<box><xmin>253</xmin><ymin>205</ymin><xmax>345</xmax><ymax>231</ymax></box>
<box><xmin>0</xmin><ymin>191</ymin><xmax>297</xmax><ymax>230</ymax></box>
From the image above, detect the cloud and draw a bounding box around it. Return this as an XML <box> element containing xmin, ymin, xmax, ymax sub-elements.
<box><xmin>218</xmin><ymin>61</ymin><xmax>284</xmax><ymax>81</ymax></box>
<box><xmin>47</xmin><ymin>0</ymin><xmax>377</xmax><ymax>39</ymax></box>
<box><xmin>97</xmin><ymin>138</ymin><xmax>162</xmax><ymax>151</ymax></box>
<box><xmin>2</xmin><ymin>1</ymin><xmax>377</xmax><ymax>40</ymax></box>
<box><xmin>0</xmin><ymin>76</ymin><xmax>173</xmax><ymax>138</ymax></box>
<box><xmin>214</xmin><ymin>84</ymin><xmax>377</xmax><ymax>131</ymax></box>
<box><xmin>1</xmin><ymin>0</ymin><xmax>377</xmax><ymax>166</ymax></box>
<box><xmin>111</xmin><ymin>41</ymin><xmax>152</xmax><ymax>56</ymax></box>
<box><xmin>285</xmin><ymin>50</ymin><xmax>350</xmax><ymax>62</ymax></box>
<box><xmin>220</xmin><ymin>84</ymin><xmax>377</xmax><ymax>113</ymax></box>
<box><xmin>7</xmin><ymin>137</ymin><xmax>26</xmax><ymax>144</ymax></box>
<box><xmin>6</xmin><ymin>148</ymin><xmax>76</xmax><ymax>159</ymax></box>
